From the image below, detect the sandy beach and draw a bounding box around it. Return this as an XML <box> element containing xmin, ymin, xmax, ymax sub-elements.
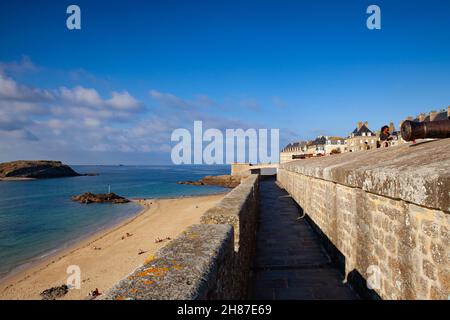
<box><xmin>0</xmin><ymin>193</ymin><xmax>225</xmax><ymax>300</ymax></box>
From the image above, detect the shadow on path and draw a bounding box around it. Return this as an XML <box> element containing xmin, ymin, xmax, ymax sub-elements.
<box><xmin>250</xmin><ymin>177</ymin><xmax>359</xmax><ymax>300</ymax></box>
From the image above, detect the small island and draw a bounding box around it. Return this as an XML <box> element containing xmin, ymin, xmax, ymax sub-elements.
<box><xmin>0</xmin><ymin>160</ymin><xmax>84</xmax><ymax>180</ymax></box>
<box><xmin>178</xmin><ymin>175</ymin><xmax>241</xmax><ymax>188</ymax></box>
<box><xmin>72</xmin><ymin>192</ymin><xmax>130</xmax><ymax>204</ymax></box>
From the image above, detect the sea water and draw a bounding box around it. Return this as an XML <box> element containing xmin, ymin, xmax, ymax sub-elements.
<box><xmin>0</xmin><ymin>165</ymin><xmax>229</xmax><ymax>278</ymax></box>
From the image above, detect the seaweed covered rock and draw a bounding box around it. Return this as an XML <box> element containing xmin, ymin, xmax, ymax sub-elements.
<box><xmin>40</xmin><ymin>284</ymin><xmax>69</xmax><ymax>300</ymax></box>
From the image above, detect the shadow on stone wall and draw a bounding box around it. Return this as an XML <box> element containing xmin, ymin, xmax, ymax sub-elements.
<box><xmin>302</xmin><ymin>207</ymin><xmax>381</xmax><ymax>300</ymax></box>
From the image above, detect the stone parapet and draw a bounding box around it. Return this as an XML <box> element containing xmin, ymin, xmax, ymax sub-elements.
<box><xmin>201</xmin><ymin>174</ymin><xmax>259</xmax><ymax>298</ymax></box>
<box><xmin>104</xmin><ymin>174</ymin><xmax>260</xmax><ymax>300</ymax></box>
<box><xmin>278</xmin><ymin>139</ymin><xmax>450</xmax><ymax>299</ymax></box>
<box><xmin>104</xmin><ymin>224</ymin><xmax>234</xmax><ymax>300</ymax></box>
<box><xmin>280</xmin><ymin>139</ymin><xmax>450</xmax><ymax>212</ymax></box>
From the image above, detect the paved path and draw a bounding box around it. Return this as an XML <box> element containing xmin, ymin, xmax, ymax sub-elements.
<box><xmin>250</xmin><ymin>178</ymin><xmax>359</xmax><ymax>300</ymax></box>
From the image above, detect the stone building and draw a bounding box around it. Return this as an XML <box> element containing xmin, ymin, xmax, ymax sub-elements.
<box><xmin>307</xmin><ymin>136</ymin><xmax>346</xmax><ymax>156</ymax></box>
<box><xmin>280</xmin><ymin>136</ymin><xmax>346</xmax><ymax>163</ymax></box>
<box><xmin>280</xmin><ymin>141</ymin><xmax>309</xmax><ymax>163</ymax></box>
<box><xmin>346</xmin><ymin>121</ymin><xmax>378</xmax><ymax>152</ymax></box>
<box><xmin>402</xmin><ymin>108</ymin><xmax>449</xmax><ymax>127</ymax></box>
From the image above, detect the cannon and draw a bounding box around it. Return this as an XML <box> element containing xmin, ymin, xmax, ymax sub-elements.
<box><xmin>401</xmin><ymin>119</ymin><xmax>450</xmax><ymax>141</ymax></box>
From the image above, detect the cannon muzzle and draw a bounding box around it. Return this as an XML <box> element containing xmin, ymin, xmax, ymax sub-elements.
<box><xmin>401</xmin><ymin>119</ymin><xmax>450</xmax><ymax>141</ymax></box>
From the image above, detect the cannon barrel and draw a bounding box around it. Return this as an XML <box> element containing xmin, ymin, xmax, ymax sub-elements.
<box><xmin>401</xmin><ymin>119</ymin><xmax>450</xmax><ymax>141</ymax></box>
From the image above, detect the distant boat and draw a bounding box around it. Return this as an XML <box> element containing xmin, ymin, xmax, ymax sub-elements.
<box><xmin>118</xmin><ymin>164</ymin><xmax>124</xmax><ymax>167</ymax></box>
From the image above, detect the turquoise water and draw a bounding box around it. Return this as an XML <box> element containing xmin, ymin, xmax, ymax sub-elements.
<box><xmin>0</xmin><ymin>165</ymin><xmax>229</xmax><ymax>278</ymax></box>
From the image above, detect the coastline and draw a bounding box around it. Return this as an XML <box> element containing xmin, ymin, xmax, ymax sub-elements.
<box><xmin>0</xmin><ymin>192</ymin><xmax>227</xmax><ymax>300</ymax></box>
<box><xmin>0</xmin><ymin>202</ymin><xmax>146</xmax><ymax>283</ymax></box>
<box><xmin>0</xmin><ymin>177</ymin><xmax>36</xmax><ymax>181</ymax></box>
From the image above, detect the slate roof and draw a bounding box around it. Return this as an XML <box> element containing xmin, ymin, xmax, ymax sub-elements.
<box><xmin>351</xmin><ymin>124</ymin><xmax>374</xmax><ymax>137</ymax></box>
<box><xmin>413</xmin><ymin>110</ymin><xmax>448</xmax><ymax>122</ymax></box>
<box><xmin>282</xmin><ymin>141</ymin><xmax>308</xmax><ymax>151</ymax></box>
<box><xmin>310</xmin><ymin>136</ymin><xmax>327</xmax><ymax>146</ymax></box>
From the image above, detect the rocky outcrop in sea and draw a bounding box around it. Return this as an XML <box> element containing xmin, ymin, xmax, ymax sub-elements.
<box><xmin>177</xmin><ymin>175</ymin><xmax>241</xmax><ymax>188</ymax></box>
<box><xmin>71</xmin><ymin>192</ymin><xmax>130</xmax><ymax>204</ymax></box>
<box><xmin>0</xmin><ymin>160</ymin><xmax>86</xmax><ymax>179</ymax></box>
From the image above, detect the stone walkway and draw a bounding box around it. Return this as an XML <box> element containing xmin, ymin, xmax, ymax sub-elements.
<box><xmin>250</xmin><ymin>178</ymin><xmax>359</xmax><ymax>300</ymax></box>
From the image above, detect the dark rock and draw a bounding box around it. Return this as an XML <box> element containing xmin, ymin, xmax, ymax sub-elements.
<box><xmin>0</xmin><ymin>160</ymin><xmax>81</xmax><ymax>179</ymax></box>
<box><xmin>178</xmin><ymin>175</ymin><xmax>241</xmax><ymax>188</ymax></box>
<box><xmin>72</xmin><ymin>192</ymin><xmax>130</xmax><ymax>204</ymax></box>
<box><xmin>40</xmin><ymin>284</ymin><xmax>69</xmax><ymax>300</ymax></box>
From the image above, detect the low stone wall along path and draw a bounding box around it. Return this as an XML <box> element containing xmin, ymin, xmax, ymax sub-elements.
<box><xmin>251</xmin><ymin>178</ymin><xmax>359</xmax><ymax>300</ymax></box>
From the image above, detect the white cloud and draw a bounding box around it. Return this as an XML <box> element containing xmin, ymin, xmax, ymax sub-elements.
<box><xmin>0</xmin><ymin>129</ymin><xmax>39</xmax><ymax>141</ymax></box>
<box><xmin>0</xmin><ymin>56</ymin><xmax>38</xmax><ymax>76</ymax></box>
<box><xmin>0</xmin><ymin>59</ymin><xmax>279</xmax><ymax>162</ymax></box>
<box><xmin>0</xmin><ymin>73</ymin><xmax>53</xmax><ymax>102</ymax></box>
<box><xmin>60</xmin><ymin>86</ymin><xmax>103</xmax><ymax>107</ymax></box>
<box><xmin>0</xmin><ymin>75</ymin><xmax>20</xmax><ymax>98</ymax></box>
<box><xmin>0</xmin><ymin>68</ymin><xmax>147</xmax><ymax>150</ymax></box>
<box><xmin>106</xmin><ymin>91</ymin><xmax>142</xmax><ymax>111</ymax></box>
<box><xmin>84</xmin><ymin>118</ymin><xmax>101</xmax><ymax>128</ymax></box>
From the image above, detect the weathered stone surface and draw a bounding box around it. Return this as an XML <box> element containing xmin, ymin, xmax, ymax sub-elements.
<box><xmin>201</xmin><ymin>175</ymin><xmax>259</xmax><ymax>250</ymax></box>
<box><xmin>280</xmin><ymin>139</ymin><xmax>450</xmax><ymax>212</ymax></box>
<box><xmin>104</xmin><ymin>224</ymin><xmax>234</xmax><ymax>300</ymax></box>
<box><xmin>201</xmin><ymin>174</ymin><xmax>259</xmax><ymax>298</ymax></box>
<box><xmin>278</xmin><ymin>142</ymin><xmax>450</xmax><ymax>300</ymax></box>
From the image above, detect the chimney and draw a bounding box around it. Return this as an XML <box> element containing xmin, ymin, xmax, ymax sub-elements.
<box><xmin>364</xmin><ymin>121</ymin><xmax>369</xmax><ymax>128</ymax></box>
<box><xmin>389</xmin><ymin>122</ymin><xmax>395</xmax><ymax>133</ymax></box>
<box><xmin>448</xmin><ymin>106</ymin><xmax>450</xmax><ymax>119</ymax></box>
<box><xmin>357</xmin><ymin>121</ymin><xmax>363</xmax><ymax>130</ymax></box>
<box><xmin>418</xmin><ymin>113</ymin><xmax>425</xmax><ymax>122</ymax></box>
<box><xmin>429</xmin><ymin>110</ymin><xmax>437</xmax><ymax>121</ymax></box>
<box><xmin>407</xmin><ymin>116</ymin><xmax>413</xmax><ymax>121</ymax></box>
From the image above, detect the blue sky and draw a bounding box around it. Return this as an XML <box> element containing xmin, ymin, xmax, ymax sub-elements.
<box><xmin>0</xmin><ymin>0</ymin><xmax>449</xmax><ymax>164</ymax></box>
